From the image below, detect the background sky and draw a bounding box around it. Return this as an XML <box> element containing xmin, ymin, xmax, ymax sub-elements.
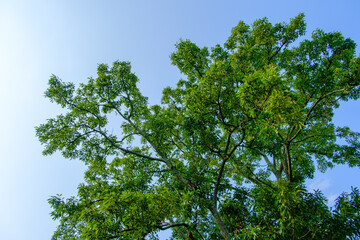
<box><xmin>1</xmin><ymin>1</ymin><xmax>360</xmax><ymax>239</ymax></box>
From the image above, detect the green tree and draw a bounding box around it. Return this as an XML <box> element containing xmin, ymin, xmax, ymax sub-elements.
<box><xmin>36</xmin><ymin>14</ymin><xmax>360</xmax><ymax>239</ymax></box>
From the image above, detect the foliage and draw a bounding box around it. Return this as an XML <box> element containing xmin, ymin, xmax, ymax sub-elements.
<box><xmin>36</xmin><ymin>14</ymin><xmax>360</xmax><ymax>239</ymax></box>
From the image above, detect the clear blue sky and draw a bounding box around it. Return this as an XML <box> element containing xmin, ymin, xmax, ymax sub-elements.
<box><xmin>1</xmin><ymin>1</ymin><xmax>360</xmax><ymax>239</ymax></box>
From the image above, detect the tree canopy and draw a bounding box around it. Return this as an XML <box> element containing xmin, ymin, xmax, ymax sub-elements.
<box><xmin>36</xmin><ymin>14</ymin><xmax>360</xmax><ymax>239</ymax></box>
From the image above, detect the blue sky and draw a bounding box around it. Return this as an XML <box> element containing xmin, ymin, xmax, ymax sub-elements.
<box><xmin>1</xmin><ymin>1</ymin><xmax>360</xmax><ymax>239</ymax></box>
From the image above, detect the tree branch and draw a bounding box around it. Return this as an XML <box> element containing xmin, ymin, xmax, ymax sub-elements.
<box><xmin>154</xmin><ymin>222</ymin><xmax>189</xmax><ymax>230</ymax></box>
<box><xmin>213</xmin><ymin>129</ymin><xmax>245</xmax><ymax>204</ymax></box>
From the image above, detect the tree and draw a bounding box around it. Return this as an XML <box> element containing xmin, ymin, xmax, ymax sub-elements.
<box><xmin>36</xmin><ymin>14</ymin><xmax>360</xmax><ymax>239</ymax></box>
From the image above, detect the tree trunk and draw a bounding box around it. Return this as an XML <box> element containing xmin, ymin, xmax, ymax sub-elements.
<box><xmin>209</xmin><ymin>206</ymin><xmax>231</xmax><ymax>240</ymax></box>
<box><xmin>284</xmin><ymin>144</ymin><xmax>293</xmax><ymax>182</ymax></box>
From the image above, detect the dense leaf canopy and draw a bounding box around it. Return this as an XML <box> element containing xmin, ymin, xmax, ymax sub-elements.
<box><xmin>36</xmin><ymin>14</ymin><xmax>360</xmax><ymax>239</ymax></box>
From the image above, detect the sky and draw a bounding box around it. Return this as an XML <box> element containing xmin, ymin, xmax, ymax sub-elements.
<box><xmin>0</xmin><ymin>0</ymin><xmax>360</xmax><ymax>239</ymax></box>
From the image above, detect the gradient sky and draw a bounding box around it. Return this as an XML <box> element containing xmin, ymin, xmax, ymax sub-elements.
<box><xmin>1</xmin><ymin>1</ymin><xmax>360</xmax><ymax>239</ymax></box>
